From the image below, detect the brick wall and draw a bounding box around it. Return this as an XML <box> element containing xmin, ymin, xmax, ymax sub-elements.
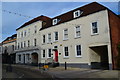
<box><xmin>108</xmin><ymin>10</ymin><xmax>120</xmax><ymax>69</ymax></box>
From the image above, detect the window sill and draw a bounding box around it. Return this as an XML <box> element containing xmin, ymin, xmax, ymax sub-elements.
<box><xmin>47</xmin><ymin>57</ymin><xmax>52</xmax><ymax>59</ymax></box>
<box><xmin>74</xmin><ymin>36</ymin><xmax>81</xmax><ymax>39</ymax></box>
<box><xmin>91</xmin><ymin>33</ymin><xmax>99</xmax><ymax>36</ymax></box>
<box><xmin>63</xmin><ymin>57</ymin><xmax>69</xmax><ymax>59</ymax></box>
<box><xmin>42</xmin><ymin>43</ymin><xmax>45</xmax><ymax>45</ymax></box>
<box><xmin>53</xmin><ymin>40</ymin><xmax>58</xmax><ymax>43</ymax></box>
<box><xmin>63</xmin><ymin>39</ymin><xmax>68</xmax><ymax>41</ymax></box>
<box><xmin>75</xmin><ymin>56</ymin><xmax>82</xmax><ymax>58</ymax></box>
<box><xmin>47</xmin><ymin>42</ymin><xmax>52</xmax><ymax>44</ymax></box>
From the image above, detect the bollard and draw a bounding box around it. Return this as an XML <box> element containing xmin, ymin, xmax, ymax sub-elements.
<box><xmin>65</xmin><ymin>62</ymin><xmax>67</xmax><ymax>70</ymax></box>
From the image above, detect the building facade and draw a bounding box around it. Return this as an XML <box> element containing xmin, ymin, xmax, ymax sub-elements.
<box><xmin>2</xmin><ymin>34</ymin><xmax>17</xmax><ymax>64</ymax></box>
<box><xmin>15</xmin><ymin>16</ymin><xmax>51</xmax><ymax>65</ymax></box>
<box><xmin>14</xmin><ymin>2</ymin><xmax>120</xmax><ymax>69</ymax></box>
<box><xmin>39</xmin><ymin>2</ymin><xmax>120</xmax><ymax>69</ymax></box>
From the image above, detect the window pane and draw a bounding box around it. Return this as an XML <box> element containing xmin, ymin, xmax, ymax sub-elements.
<box><xmin>48</xmin><ymin>49</ymin><xmax>51</xmax><ymax>57</ymax></box>
<box><xmin>43</xmin><ymin>50</ymin><xmax>45</xmax><ymax>57</ymax></box>
<box><xmin>64</xmin><ymin>47</ymin><xmax>69</xmax><ymax>57</ymax></box>
<box><xmin>43</xmin><ymin>35</ymin><xmax>45</xmax><ymax>43</ymax></box>
<box><xmin>76</xmin><ymin>45</ymin><xmax>81</xmax><ymax>56</ymax></box>
<box><xmin>92</xmin><ymin>22</ymin><xmax>98</xmax><ymax>34</ymax></box>
<box><xmin>48</xmin><ymin>33</ymin><xmax>51</xmax><ymax>43</ymax></box>
<box><xmin>55</xmin><ymin>32</ymin><xmax>58</xmax><ymax>41</ymax></box>
<box><xmin>64</xmin><ymin>29</ymin><xmax>68</xmax><ymax>39</ymax></box>
<box><xmin>76</xmin><ymin>26</ymin><xmax>80</xmax><ymax>37</ymax></box>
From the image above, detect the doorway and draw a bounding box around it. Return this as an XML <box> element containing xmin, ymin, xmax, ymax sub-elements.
<box><xmin>31</xmin><ymin>53</ymin><xmax>38</xmax><ymax>65</ymax></box>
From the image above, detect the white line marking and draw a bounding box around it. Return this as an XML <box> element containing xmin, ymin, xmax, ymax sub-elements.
<box><xmin>18</xmin><ymin>74</ymin><xmax>24</xmax><ymax>78</ymax></box>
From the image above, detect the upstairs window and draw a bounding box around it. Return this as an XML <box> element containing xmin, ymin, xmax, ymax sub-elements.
<box><xmin>48</xmin><ymin>33</ymin><xmax>51</xmax><ymax>43</ymax></box>
<box><xmin>21</xmin><ymin>42</ymin><xmax>23</xmax><ymax>48</ymax></box>
<box><xmin>73</xmin><ymin>10</ymin><xmax>81</xmax><ymax>18</ymax></box>
<box><xmin>24</xmin><ymin>41</ymin><xmax>26</xmax><ymax>47</ymax></box>
<box><xmin>34</xmin><ymin>39</ymin><xmax>37</xmax><ymax>46</ymax></box>
<box><xmin>34</xmin><ymin>26</ymin><xmax>37</xmax><ymax>34</ymax></box>
<box><xmin>43</xmin><ymin>35</ymin><xmax>45</xmax><ymax>44</ymax></box>
<box><xmin>75</xmin><ymin>26</ymin><xmax>80</xmax><ymax>38</ymax></box>
<box><xmin>24</xmin><ymin>30</ymin><xmax>26</xmax><ymax>37</ymax></box>
<box><xmin>28</xmin><ymin>28</ymin><xmax>30</xmax><ymax>35</ymax></box>
<box><xmin>21</xmin><ymin>32</ymin><xmax>23</xmax><ymax>37</ymax></box>
<box><xmin>28</xmin><ymin>40</ymin><xmax>30</xmax><ymax>47</ymax></box>
<box><xmin>63</xmin><ymin>29</ymin><xmax>68</xmax><ymax>40</ymax></box>
<box><xmin>91</xmin><ymin>22</ymin><xmax>98</xmax><ymax>35</ymax></box>
<box><xmin>53</xmin><ymin>19</ymin><xmax>57</xmax><ymax>25</ymax></box>
<box><xmin>54</xmin><ymin>32</ymin><xmax>58</xmax><ymax>41</ymax></box>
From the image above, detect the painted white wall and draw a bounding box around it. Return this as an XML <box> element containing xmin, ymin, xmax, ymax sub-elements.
<box><xmin>2</xmin><ymin>41</ymin><xmax>16</xmax><ymax>55</ymax></box>
<box><xmin>16</xmin><ymin>20</ymin><xmax>42</xmax><ymax>63</ymax></box>
<box><xmin>39</xmin><ymin>10</ymin><xmax>112</xmax><ymax>65</ymax></box>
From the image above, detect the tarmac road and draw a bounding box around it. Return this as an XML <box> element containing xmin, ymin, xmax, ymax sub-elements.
<box><xmin>2</xmin><ymin>64</ymin><xmax>120</xmax><ymax>80</ymax></box>
<box><xmin>2</xmin><ymin>64</ymin><xmax>52</xmax><ymax>79</ymax></box>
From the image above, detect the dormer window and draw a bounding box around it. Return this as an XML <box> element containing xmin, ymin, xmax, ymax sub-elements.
<box><xmin>73</xmin><ymin>10</ymin><xmax>81</xmax><ymax>18</ymax></box>
<box><xmin>53</xmin><ymin>19</ymin><xmax>58</xmax><ymax>25</ymax></box>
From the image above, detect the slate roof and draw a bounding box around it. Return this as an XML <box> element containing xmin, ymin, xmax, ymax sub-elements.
<box><xmin>40</xmin><ymin>2</ymin><xmax>108</xmax><ymax>30</ymax></box>
<box><xmin>16</xmin><ymin>15</ymin><xmax>51</xmax><ymax>31</ymax></box>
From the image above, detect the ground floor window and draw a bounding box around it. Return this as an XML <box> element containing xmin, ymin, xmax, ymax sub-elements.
<box><xmin>48</xmin><ymin>49</ymin><xmax>52</xmax><ymax>58</ymax></box>
<box><xmin>27</xmin><ymin>54</ymin><xmax>30</xmax><ymax>60</ymax></box>
<box><xmin>18</xmin><ymin>55</ymin><xmax>21</xmax><ymax>61</ymax></box>
<box><xmin>76</xmin><ymin>45</ymin><xmax>81</xmax><ymax>57</ymax></box>
<box><xmin>64</xmin><ymin>46</ymin><xmax>69</xmax><ymax>57</ymax></box>
<box><xmin>43</xmin><ymin>50</ymin><xmax>45</xmax><ymax>58</ymax></box>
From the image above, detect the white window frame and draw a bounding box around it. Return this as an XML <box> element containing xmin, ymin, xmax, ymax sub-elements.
<box><xmin>24</xmin><ymin>30</ymin><xmax>26</xmax><ymax>37</ymax></box>
<box><xmin>54</xmin><ymin>31</ymin><xmax>58</xmax><ymax>42</ymax></box>
<box><xmin>53</xmin><ymin>19</ymin><xmax>58</xmax><ymax>25</ymax></box>
<box><xmin>75</xmin><ymin>25</ymin><xmax>81</xmax><ymax>38</ymax></box>
<box><xmin>75</xmin><ymin>44</ymin><xmax>82</xmax><ymax>57</ymax></box>
<box><xmin>91</xmin><ymin>21</ymin><xmax>99</xmax><ymax>35</ymax></box>
<box><xmin>24</xmin><ymin>41</ymin><xmax>26</xmax><ymax>47</ymax></box>
<box><xmin>28</xmin><ymin>40</ymin><xmax>30</xmax><ymax>47</ymax></box>
<box><xmin>63</xmin><ymin>46</ymin><xmax>69</xmax><ymax>58</ymax></box>
<box><xmin>21</xmin><ymin>31</ymin><xmax>23</xmax><ymax>37</ymax></box>
<box><xmin>21</xmin><ymin>42</ymin><xmax>23</xmax><ymax>48</ymax></box>
<box><xmin>34</xmin><ymin>26</ymin><xmax>37</xmax><ymax>34</ymax></box>
<box><xmin>28</xmin><ymin>28</ymin><xmax>30</xmax><ymax>35</ymax></box>
<box><xmin>18</xmin><ymin>55</ymin><xmax>21</xmax><ymax>61</ymax></box>
<box><xmin>34</xmin><ymin>38</ymin><xmax>37</xmax><ymax>46</ymax></box>
<box><xmin>42</xmin><ymin>49</ymin><xmax>46</xmax><ymax>58</ymax></box>
<box><xmin>47</xmin><ymin>48</ymin><xmax>52</xmax><ymax>58</ymax></box>
<box><xmin>63</xmin><ymin>29</ymin><xmax>68</xmax><ymax>40</ymax></box>
<box><xmin>47</xmin><ymin>33</ymin><xmax>51</xmax><ymax>43</ymax></box>
<box><xmin>73</xmin><ymin>10</ymin><xmax>81</xmax><ymax>18</ymax></box>
<box><xmin>42</xmin><ymin>35</ymin><xmax>46</xmax><ymax>44</ymax></box>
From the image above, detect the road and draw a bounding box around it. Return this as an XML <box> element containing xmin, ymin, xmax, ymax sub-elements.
<box><xmin>2</xmin><ymin>64</ymin><xmax>52</xmax><ymax>79</ymax></box>
<box><xmin>2</xmin><ymin>64</ymin><xmax>120</xmax><ymax>80</ymax></box>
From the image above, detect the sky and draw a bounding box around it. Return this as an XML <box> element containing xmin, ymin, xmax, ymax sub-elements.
<box><xmin>1</xmin><ymin>1</ymin><xmax>120</xmax><ymax>42</ymax></box>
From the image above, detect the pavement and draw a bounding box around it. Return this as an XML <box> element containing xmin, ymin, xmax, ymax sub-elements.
<box><xmin>2</xmin><ymin>64</ymin><xmax>120</xmax><ymax>80</ymax></box>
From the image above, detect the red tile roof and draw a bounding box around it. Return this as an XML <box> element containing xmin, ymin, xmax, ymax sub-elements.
<box><xmin>2</xmin><ymin>34</ymin><xmax>17</xmax><ymax>44</ymax></box>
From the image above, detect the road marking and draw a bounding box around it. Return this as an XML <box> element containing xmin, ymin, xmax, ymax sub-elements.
<box><xmin>18</xmin><ymin>74</ymin><xmax>24</xmax><ymax>78</ymax></box>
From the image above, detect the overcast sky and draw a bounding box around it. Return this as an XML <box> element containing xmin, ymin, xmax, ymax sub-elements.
<box><xmin>1</xmin><ymin>2</ymin><xmax>119</xmax><ymax>42</ymax></box>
